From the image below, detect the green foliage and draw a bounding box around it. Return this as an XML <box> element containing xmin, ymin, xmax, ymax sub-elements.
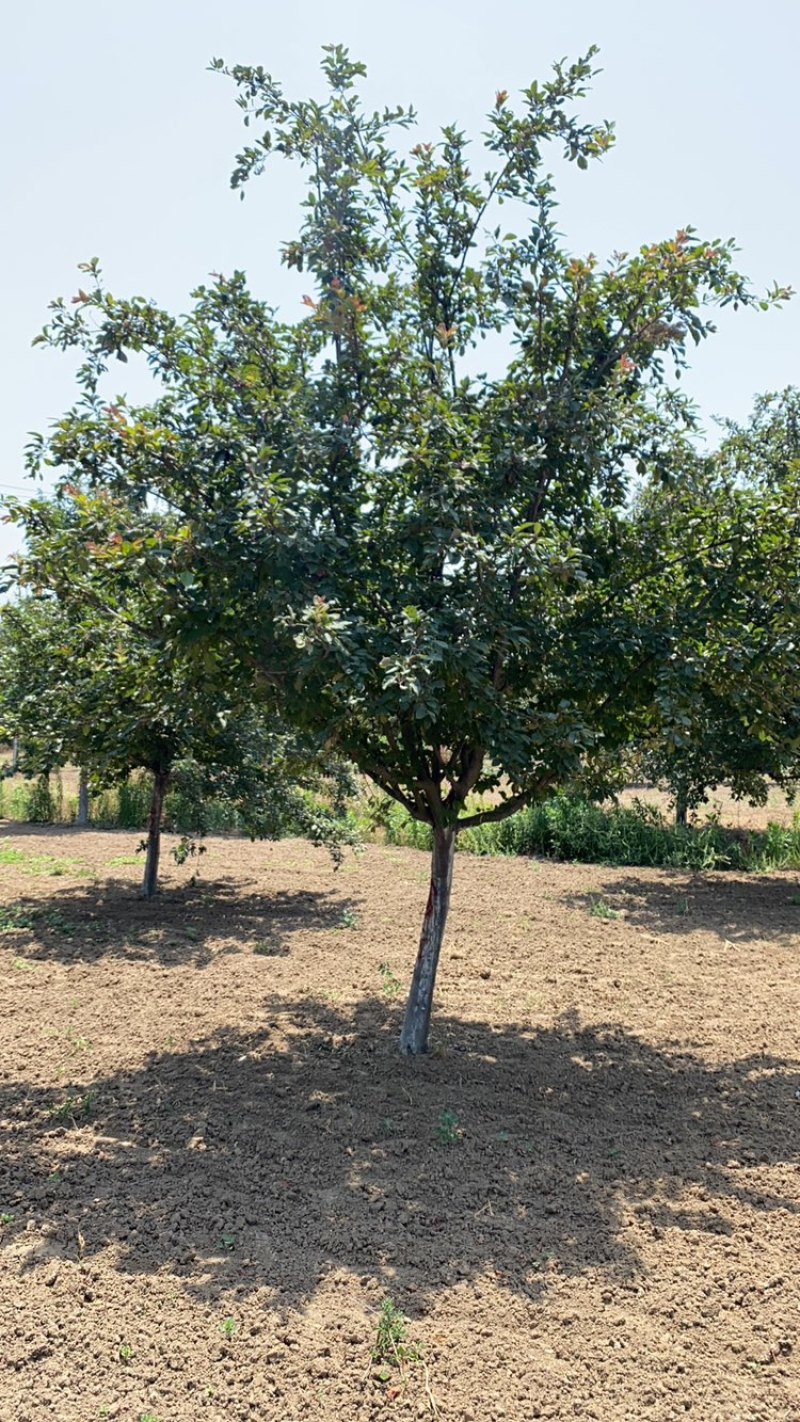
<box><xmin>361</xmin><ymin>790</ymin><xmax>800</xmax><ymax>871</ymax></box>
<box><xmin>9</xmin><ymin>45</ymin><xmax>794</xmax><ymax>1042</ymax></box>
<box><xmin>48</xmin><ymin>1090</ymin><xmax>96</xmax><ymax>1125</ymax></box>
<box><xmin>436</xmin><ymin>1109</ymin><xmax>463</xmax><ymax>1145</ymax></box>
<box><xmin>372</xmin><ymin>1299</ymin><xmax>419</xmax><ymax>1366</ymax></box>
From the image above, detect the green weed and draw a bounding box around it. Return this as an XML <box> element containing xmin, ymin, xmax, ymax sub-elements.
<box><xmin>48</xmin><ymin>1091</ymin><xmax>96</xmax><ymax>1126</ymax></box>
<box><xmin>335</xmin><ymin>907</ymin><xmax>359</xmax><ymax>930</ymax></box>
<box><xmin>118</xmin><ymin>1344</ymin><xmax>133</xmax><ymax>1364</ymax></box>
<box><xmin>378</xmin><ymin>962</ymin><xmax>402</xmax><ymax>997</ymax></box>
<box><xmin>253</xmin><ymin>939</ymin><xmax>283</xmax><ymax>956</ymax></box>
<box><xmin>355</xmin><ymin>791</ymin><xmax>800</xmax><ymax>872</ymax></box>
<box><xmin>372</xmin><ymin>1299</ymin><xmax>419</xmax><ymax>1368</ymax></box>
<box><xmin>436</xmin><ymin>1109</ymin><xmax>462</xmax><ymax>1146</ymax></box>
<box><xmin>221</xmin><ymin>1317</ymin><xmax>238</xmax><ymax>1340</ymax></box>
<box><xmin>0</xmin><ymin>905</ymin><xmax>37</xmax><ymax>932</ymax></box>
<box><xmin>587</xmin><ymin>896</ymin><xmax>620</xmax><ymax>920</ymax></box>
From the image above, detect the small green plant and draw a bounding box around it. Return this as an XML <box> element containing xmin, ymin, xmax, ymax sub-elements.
<box><xmin>587</xmin><ymin>896</ymin><xmax>620</xmax><ymax>920</ymax></box>
<box><xmin>220</xmin><ymin>1233</ymin><xmax>236</xmax><ymax>1250</ymax></box>
<box><xmin>373</xmin><ymin>1299</ymin><xmax>420</xmax><ymax>1374</ymax></box>
<box><xmin>335</xmin><ymin>907</ymin><xmax>359</xmax><ymax>930</ymax></box>
<box><xmin>0</xmin><ymin>1211</ymin><xmax>15</xmax><ymax>1226</ymax></box>
<box><xmin>378</xmin><ymin>962</ymin><xmax>402</xmax><ymax>997</ymax></box>
<box><xmin>221</xmin><ymin>1317</ymin><xmax>238</xmax><ymax>1340</ymax></box>
<box><xmin>118</xmin><ymin>1344</ymin><xmax>133</xmax><ymax>1364</ymax></box>
<box><xmin>41</xmin><ymin>908</ymin><xmax>75</xmax><ymax>936</ymax></box>
<box><xmin>436</xmin><ymin>1109</ymin><xmax>462</xmax><ymax>1146</ymax></box>
<box><xmin>0</xmin><ymin>847</ymin><xmax>26</xmax><ymax>865</ymax></box>
<box><xmin>379</xmin><ymin>1117</ymin><xmax>396</xmax><ymax>1138</ymax></box>
<box><xmin>0</xmin><ymin>905</ymin><xmax>37</xmax><ymax>932</ymax></box>
<box><xmin>64</xmin><ymin>1026</ymin><xmax>92</xmax><ymax>1054</ymax></box>
<box><xmin>139</xmin><ymin>1414</ymin><xmax>162</xmax><ymax>1422</ymax></box>
<box><xmin>11</xmin><ymin>956</ymin><xmax>35</xmax><ymax>971</ymax></box>
<box><xmin>253</xmin><ymin>938</ymin><xmax>283</xmax><ymax>956</ymax></box>
<box><xmin>48</xmin><ymin>1091</ymin><xmax>96</xmax><ymax>1126</ymax></box>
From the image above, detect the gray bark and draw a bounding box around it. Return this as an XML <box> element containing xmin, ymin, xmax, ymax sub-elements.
<box><xmin>141</xmin><ymin>769</ymin><xmax>168</xmax><ymax>899</ymax></box>
<box><xmin>76</xmin><ymin>770</ymin><xmax>90</xmax><ymax>827</ymax></box>
<box><xmin>399</xmin><ymin>825</ymin><xmax>456</xmax><ymax>1055</ymax></box>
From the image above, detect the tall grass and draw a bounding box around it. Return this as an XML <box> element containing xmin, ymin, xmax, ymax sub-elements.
<box><xmin>3</xmin><ymin>770</ymin><xmax>800</xmax><ymax>872</ymax></box>
<box><xmin>353</xmin><ymin>792</ymin><xmax>800</xmax><ymax>872</ymax></box>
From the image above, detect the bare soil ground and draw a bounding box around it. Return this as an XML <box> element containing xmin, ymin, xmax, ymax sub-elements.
<box><xmin>0</xmin><ymin>827</ymin><xmax>799</xmax><ymax>1422</ymax></box>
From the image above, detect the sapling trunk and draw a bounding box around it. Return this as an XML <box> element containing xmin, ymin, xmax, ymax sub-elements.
<box><xmin>142</xmin><ymin>769</ymin><xmax>169</xmax><ymax>899</ymax></box>
<box><xmin>675</xmin><ymin>790</ymin><xmax>688</xmax><ymax>828</ymax></box>
<box><xmin>400</xmin><ymin>825</ymin><xmax>457</xmax><ymax>1055</ymax></box>
<box><xmin>76</xmin><ymin>769</ymin><xmax>90</xmax><ymax>827</ymax></box>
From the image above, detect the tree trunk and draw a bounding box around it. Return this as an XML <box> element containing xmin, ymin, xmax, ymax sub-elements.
<box><xmin>675</xmin><ymin>790</ymin><xmax>688</xmax><ymax>828</ymax></box>
<box><xmin>400</xmin><ymin>825</ymin><xmax>457</xmax><ymax>1055</ymax></box>
<box><xmin>141</xmin><ymin>769</ymin><xmax>169</xmax><ymax>899</ymax></box>
<box><xmin>76</xmin><ymin>770</ymin><xmax>90</xmax><ymax>827</ymax></box>
<box><xmin>10</xmin><ymin>737</ymin><xmax>19</xmax><ymax>774</ymax></box>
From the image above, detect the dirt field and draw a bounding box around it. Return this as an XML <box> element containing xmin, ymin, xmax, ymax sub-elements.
<box><xmin>1</xmin><ymin>827</ymin><xmax>799</xmax><ymax>1422</ymax></box>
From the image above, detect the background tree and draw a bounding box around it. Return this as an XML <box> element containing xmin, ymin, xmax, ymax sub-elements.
<box><xmin>1</xmin><ymin>495</ymin><xmax>356</xmax><ymax>896</ymax></box>
<box><xmin>630</xmin><ymin>396</ymin><xmax>800</xmax><ymax>823</ymax></box>
<box><xmin>21</xmin><ymin>48</ymin><xmax>790</xmax><ymax>1048</ymax></box>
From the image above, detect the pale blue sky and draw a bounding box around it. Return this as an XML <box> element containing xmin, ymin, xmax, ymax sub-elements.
<box><xmin>2</xmin><ymin>0</ymin><xmax>799</xmax><ymax>561</ymax></box>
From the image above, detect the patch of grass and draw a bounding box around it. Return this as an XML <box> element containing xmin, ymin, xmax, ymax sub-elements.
<box><xmin>587</xmin><ymin>896</ymin><xmax>620</xmax><ymax>921</ymax></box>
<box><xmin>64</xmin><ymin>1026</ymin><xmax>92</xmax><ymax>1054</ymax></box>
<box><xmin>48</xmin><ymin>1090</ymin><xmax>96</xmax><ymax>1126</ymax></box>
<box><xmin>108</xmin><ymin>855</ymin><xmax>141</xmax><ymax>867</ymax></box>
<box><xmin>0</xmin><ymin>848</ymin><xmax>26</xmax><ymax>865</ymax></box>
<box><xmin>10</xmin><ymin>956</ymin><xmax>36</xmax><ymax>971</ymax></box>
<box><xmin>356</xmin><ymin>790</ymin><xmax>800</xmax><ymax>871</ymax></box>
<box><xmin>378</xmin><ymin>962</ymin><xmax>403</xmax><ymax>997</ymax></box>
<box><xmin>436</xmin><ymin>1109</ymin><xmax>463</xmax><ymax>1146</ymax></box>
<box><xmin>220</xmin><ymin>1317</ymin><xmax>238</xmax><ymax>1340</ymax></box>
<box><xmin>373</xmin><ymin>1299</ymin><xmax>420</xmax><ymax>1370</ymax></box>
<box><xmin>0</xmin><ymin>905</ymin><xmax>38</xmax><ymax>932</ymax></box>
<box><xmin>40</xmin><ymin>909</ymin><xmax>75</xmax><ymax>936</ymax></box>
<box><xmin>253</xmin><ymin>939</ymin><xmax>284</xmax><ymax>957</ymax></box>
<box><xmin>0</xmin><ymin>904</ymin><xmax>75</xmax><ymax>937</ymax></box>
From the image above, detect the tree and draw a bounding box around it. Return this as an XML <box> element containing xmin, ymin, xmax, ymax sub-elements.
<box><xmin>1</xmin><ymin>499</ymin><xmax>356</xmax><ymax>896</ymax></box>
<box><xmin>630</xmin><ymin>395</ymin><xmax>800</xmax><ymax>822</ymax></box>
<box><xmin>20</xmin><ymin>48</ymin><xmax>790</xmax><ymax>1048</ymax></box>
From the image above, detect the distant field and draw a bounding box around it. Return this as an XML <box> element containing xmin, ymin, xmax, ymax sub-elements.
<box><xmin>617</xmin><ymin>783</ymin><xmax>797</xmax><ymax>831</ymax></box>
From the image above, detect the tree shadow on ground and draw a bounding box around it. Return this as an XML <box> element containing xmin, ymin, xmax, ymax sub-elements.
<box><xmin>566</xmin><ymin>872</ymin><xmax>800</xmax><ymax>946</ymax></box>
<box><xmin>0</xmin><ymin>879</ymin><xmax>354</xmax><ymax>967</ymax></box>
<box><xmin>1</xmin><ymin>997</ymin><xmax>797</xmax><ymax>1318</ymax></box>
